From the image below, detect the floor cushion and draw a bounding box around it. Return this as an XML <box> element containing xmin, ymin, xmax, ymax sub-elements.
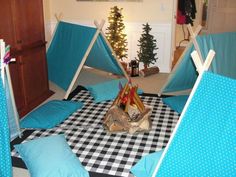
<box><xmin>14</xmin><ymin>134</ymin><xmax>89</xmax><ymax>177</ymax></box>
<box><xmin>86</xmin><ymin>78</ymin><xmax>143</xmax><ymax>103</ymax></box>
<box><xmin>20</xmin><ymin>100</ymin><xmax>83</xmax><ymax>129</ymax></box>
<box><xmin>162</xmin><ymin>95</ymin><xmax>189</xmax><ymax>114</ymax></box>
<box><xmin>130</xmin><ymin>149</ymin><xmax>164</xmax><ymax>177</ymax></box>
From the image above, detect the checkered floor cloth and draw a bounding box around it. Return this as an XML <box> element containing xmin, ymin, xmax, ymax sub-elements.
<box><xmin>12</xmin><ymin>89</ymin><xmax>179</xmax><ymax>177</ymax></box>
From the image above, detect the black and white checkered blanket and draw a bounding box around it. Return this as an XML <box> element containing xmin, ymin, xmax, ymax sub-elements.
<box><xmin>11</xmin><ymin>88</ymin><xmax>179</xmax><ymax>177</ymax></box>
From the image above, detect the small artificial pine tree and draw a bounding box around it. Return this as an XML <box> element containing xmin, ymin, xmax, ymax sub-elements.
<box><xmin>106</xmin><ymin>6</ymin><xmax>128</xmax><ymax>61</ymax></box>
<box><xmin>137</xmin><ymin>23</ymin><xmax>158</xmax><ymax>69</ymax></box>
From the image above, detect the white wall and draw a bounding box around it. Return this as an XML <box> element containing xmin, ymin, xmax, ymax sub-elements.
<box><xmin>43</xmin><ymin>0</ymin><xmax>174</xmax><ymax>23</ymax></box>
<box><xmin>43</xmin><ymin>0</ymin><xmax>175</xmax><ymax>73</ymax></box>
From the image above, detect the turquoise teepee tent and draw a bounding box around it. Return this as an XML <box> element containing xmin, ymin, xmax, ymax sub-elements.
<box><xmin>0</xmin><ymin>40</ymin><xmax>21</xmax><ymax>140</ymax></box>
<box><xmin>47</xmin><ymin>21</ymin><xmax>129</xmax><ymax>99</ymax></box>
<box><xmin>152</xmin><ymin>49</ymin><xmax>236</xmax><ymax>176</ymax></box>
<box><xmin>160</xmin><ymin>31</ymin><xmax>236</xmax><ymax>95</ymax></box>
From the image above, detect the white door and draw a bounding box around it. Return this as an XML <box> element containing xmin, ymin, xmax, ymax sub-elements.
<box><xmin>206</xmin><ymin>0</ymin><xmax>236</xmax><ymax>33</ymax></box>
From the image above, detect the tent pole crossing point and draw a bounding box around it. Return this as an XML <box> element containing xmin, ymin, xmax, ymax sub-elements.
<box><xmin>191</xmin><ymin>50</ymin><xmax>215</xmax><ymax>74</ymax></box>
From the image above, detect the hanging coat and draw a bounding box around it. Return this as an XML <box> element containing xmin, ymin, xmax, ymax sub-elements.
<box><xmin>177</xmin><ymin>0</ymin><xmax>197</xmax><ymax>25</ymax></box>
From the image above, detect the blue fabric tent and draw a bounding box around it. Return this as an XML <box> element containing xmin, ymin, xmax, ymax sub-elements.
<box><xmin>161</xmin><ymin>32</ymin><xmax>236</xmax><ymax>94</ymax></box>
<box><xmin>47</xmin><ymin>21</ymin><xmax>124</xmax><ymax>91</ymax></box>
<box><xmin>0</xmin><ymin>78</ymin><xmax>12</xmax><ymax>177</ymax></box>
<box><xmin>153</xmin><ymin>72</ymin><xmax>236</xmax><ymax>176</ymax></box>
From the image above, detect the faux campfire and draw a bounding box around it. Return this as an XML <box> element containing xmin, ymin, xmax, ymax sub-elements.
<box><xmin>103</xmin><ymin>81</ymin><xmax>152</xmax><ymax>134</ymax></box>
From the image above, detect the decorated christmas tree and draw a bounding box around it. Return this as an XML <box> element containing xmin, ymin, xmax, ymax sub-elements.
<box><xmin>106</xmin><ymin>6</ymin><xmax>128</xmax><ymax>61</ymax></box>
<box><xmin>137</xmin><ymin>23</ymin><xmax>158</xmax><ymax>70</ymax></box>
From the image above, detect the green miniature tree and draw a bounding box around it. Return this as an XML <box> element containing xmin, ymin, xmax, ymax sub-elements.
<box><xmin>106</xmin><ymin>6</ymin><xmax>128</xmax><ymax>61</ymax></box>
<box><xmin>137</xmin><ymin>23</ymin><xmax>158</xmax><ymax>69</ymax></box>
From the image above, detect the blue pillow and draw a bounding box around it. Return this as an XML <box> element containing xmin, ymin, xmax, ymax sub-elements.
<box><xmin>85</xmin><ymin>78</ymin><xmax>143</xmax><ymax>103</ymax></box>
<box><xmin>20</xmin><ymin>100</ymin><xmax>83</xmax><ymax>129</ymax></box>
<box><xmin>14</xmin><ymin>134</ymin><xmax>89</xmax><ymax>177</ymax></box>
<box><xmin>130</xmin><ymin>149</ymin><xmax>164</xmax><ymax>177</ymax></box>
<box><xmin>162</xmin><ymin>95</ymin><xmax>189</xmax><ymax>114</ymax></box>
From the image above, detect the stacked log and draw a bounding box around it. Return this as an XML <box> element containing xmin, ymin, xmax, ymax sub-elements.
<box><xmin>103</xmin><ymin>81</ymin><xmax>152</xmax><ymax>134</ymax></box>
<box><xmin>140</xmin><ymin>66</ymin><xmax>159</xmax><ymax>77</ymax></box>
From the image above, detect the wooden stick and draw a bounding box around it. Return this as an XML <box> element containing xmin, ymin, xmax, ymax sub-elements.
<box><xmin>117</xmin><ymin>83</ymin><xmax>129</xmax><ymax>105</ymax></box>
<box><xmin>125</xmin><ymin>97</ymin><xmax>130</xmax><ymax>112</ymax></box>
<box><xmin>133</xmin><ymin>97</ymin><xmax>144</xmax><ymax>112</ymax></box>
<box><xmin>133</xmin><ymin>93</ymin><xmax>145</xmax><ymax>112</ymax></box>
<box><xmin>120</xmin><ymin>83</ymin><xmax>129</xmax><ymax>98</ymax></box>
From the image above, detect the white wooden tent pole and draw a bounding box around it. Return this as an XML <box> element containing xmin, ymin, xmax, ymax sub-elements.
<box><xmin>152</xmin><ymin>50</ymin><xmax>215</xmax><ymax>177</ymax></box>
<box><xmin>187</xmin><ymin>24</ymin><xmax>203</xmax><ymax>64</ymax></box>
<box><xmin>46</xmin><ymin>13</ymin><xmax>63</xmax><ymax>51</ymax></box>
<box><xmin>5</xmin><ymin>65</ymin><xmax>22</xmax><ymax>138</ymax></box>
<box><xmin>203</xmin><ymin>50</ymin><xmax>215</xmax><ymax>71</ymax></box>
<box><xmin>94</xmin><ymin>20</ymin><xmax>130</xmax><ymax>80</ymax></box>
<box><xmin>191</xmin><ymin>51</ymin><xmax>203</xmax><ymax>73</ymax></box>
<box><xmin>0</xmin><ymin>39</ymin><xmax>5</xmax><ymax>84</ymax></box>
<box><xmin>64</xmin><ymin>20</ymin><xmax>105</xmax><ymax>99</ymax></box>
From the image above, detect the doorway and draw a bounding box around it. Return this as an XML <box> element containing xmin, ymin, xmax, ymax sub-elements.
<box><xmin>172</xmin><ymin>0</ymin><xmax>208</xmax><ymax>69</ymax></box>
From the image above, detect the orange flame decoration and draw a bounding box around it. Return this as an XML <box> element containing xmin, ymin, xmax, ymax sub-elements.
<box><xmin>113</xmin><ymin>81</ymin><xmax>145</xmax><ymax>113</ymax></box>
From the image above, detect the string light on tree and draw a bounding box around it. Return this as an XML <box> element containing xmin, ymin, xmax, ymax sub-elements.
<box><xmin>106</xmin><ymin>6</ymin><xmax>128</xmax><ymax>61</ymax></box>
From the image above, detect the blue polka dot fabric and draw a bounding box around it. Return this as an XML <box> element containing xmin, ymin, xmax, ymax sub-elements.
<box><xmin>0</xmin><ymin>79</ymin><xmax>12</xmax><ymax>177</ymax></box>
<box><xmin>155</xmin><ymin>72</ymin><xmax>236</xmax><ymax>177</ymax></box>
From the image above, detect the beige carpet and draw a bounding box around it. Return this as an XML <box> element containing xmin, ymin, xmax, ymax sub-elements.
<box><xmin>49</xmin><ymin>67</ymin><xmax>169</xmax><ymax>100</ymax></box>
